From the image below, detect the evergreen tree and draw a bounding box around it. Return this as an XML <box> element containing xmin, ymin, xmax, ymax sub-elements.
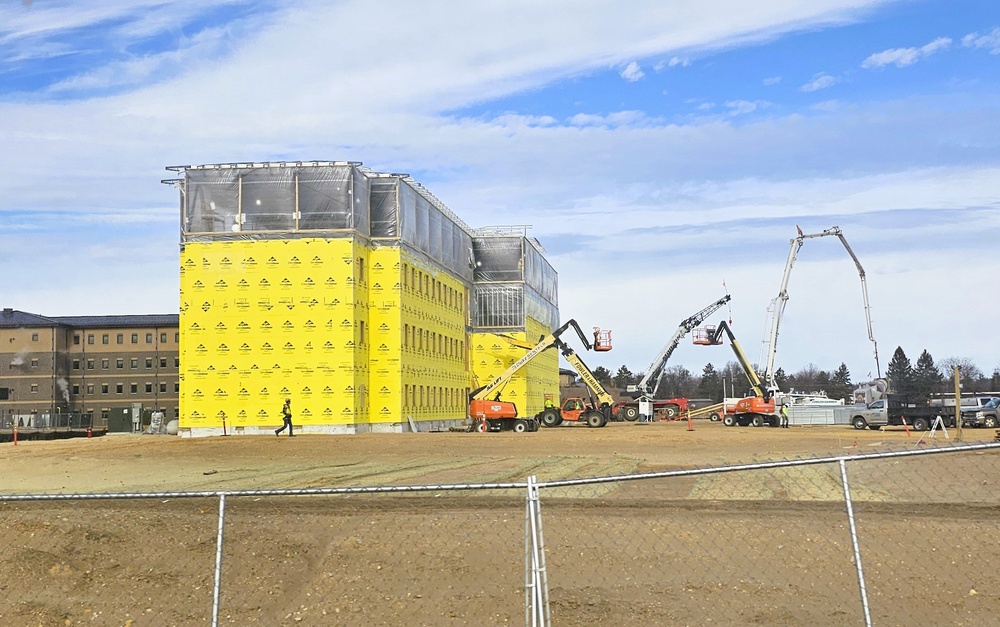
<box><xmin>592</xmin><ymin>366</ymin><xmax>613</xmax><ymax>386</ymax></box>
<box><xmin>697</xmin><ymin>363</ymin><xmax>723</xmax><ymax>401</ymax></box>
<box><xmin>816</xmin><ymin>370</ymin><xmax>831</xmax><ymax>389</ymax></box>
<box><xmin>772</xmin><ymin>367</ymin><xmax>788</xmax><ymax>391</ymax></box>
<box><xmin>912</xmin><ymin>350</ymin><xmax>942</xmax><ymax>401</ymax></box>
<box><xmin>827</xmin><ymin>363</ymin><xmax>853</xmax><ymax>402</ymax></box>
<box><xmin>612</xmin><ymin>365</ymin><xmax>635</xmax><ymax>389</ymax></box>
<box><xmin>886</xmin><ymin>346</ymin><xmax>915</xmax><ymax>396</ymax></box>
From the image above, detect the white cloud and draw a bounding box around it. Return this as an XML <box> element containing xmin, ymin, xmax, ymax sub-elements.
<box><xmin>800</xmin><ymin>72</ymin><xmax>838</xmax><ymax>91</ymax></box>
<box><xmin>861</xmin><ymin>36</ymin><xmax>952</xmax><ymax>68</ymax></box>
<box><xmin>566</xmin><ymin>110</ymin><xmax>651</xmax><ymax>128</ymax></box>
<box><xmin>654</xmin><ymin>56</ymin><xmax>691</xmax><ymax>70</ymax></box>
<box><xmin>962</xmin><ymin>27</ymin><xmax>1000</xmax><ymax>54</ymax></box>
<box><xmin>620</xmin><ymin>61</ymin><xmax>645</xmax><ymax>82</ymax></box>
<box><xmin>724</xmin><ymin>99</ymin><xmax>767</xmax><ymax>115</ymax></box>
<box><xmin>763</xmin><ymin>76</ymin><xmax>781</xmax><ymax>85</ymax></box>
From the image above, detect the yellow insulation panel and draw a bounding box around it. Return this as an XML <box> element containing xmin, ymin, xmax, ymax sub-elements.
<box><xmin>392</xmin><ymin>248</ymin><xmax>471</xmax><ymax>422</ymax></box>
<box><xmin>179</xmin><ymin>238</ymin><xmax>370</xmax><ymax>429</ymax></box>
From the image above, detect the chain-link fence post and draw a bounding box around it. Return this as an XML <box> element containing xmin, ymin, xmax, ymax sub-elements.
<box><xmin>525</xmin><ymin>475</ymin><xmax>550</xmax><ymax>626</ymax></box>
<box><xmin>212</xmin><ymin>493</ymin><xmax>227</xmax><ymax>627</ymax></box>
<box><xmin>839</xmin><ymin>458</ymin><xmax>872</xmax><ymax>627</ymax></box>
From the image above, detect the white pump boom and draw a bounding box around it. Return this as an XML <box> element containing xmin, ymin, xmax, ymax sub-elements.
<box><xmin>760</xmin><ymin>226</ymin><xmax>880</xmax><ymax>389</ymax></box>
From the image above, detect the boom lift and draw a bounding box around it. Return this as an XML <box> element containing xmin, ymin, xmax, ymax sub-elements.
<box><xmin>536</xmin><ymin>338</ymin><xmax>615</xmax><ymax>428</ymax></box>
<box><xmin>694</xmin><ymin>320</ymin><xmax>779</xmax><ymax>427</ymax></box>
<box><xmin>617</xmin><ymin>295</ymin><xmax>732</xmax><ymax>421</ymax></box>
<box><xmin>469</xmin><ymin>319</ymin><xmax>611</xmax><ymax>432</ymax></box>
<box><xmin>760</xmin><ymin>226</ymin><xmax>881</xmax><ymax>390</ymax></box>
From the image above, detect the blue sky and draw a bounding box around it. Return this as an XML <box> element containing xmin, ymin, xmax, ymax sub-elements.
<box><xmin>1</xmin><ymin>0</ymin><xmax>998</xmax><ymax>383</ymax></box>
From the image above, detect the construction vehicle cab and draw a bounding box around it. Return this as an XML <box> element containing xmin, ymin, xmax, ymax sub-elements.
<box><xmin>553</xmin><ymin>396</ymin><xmax>607</xmax><ymax>427</ymax></box>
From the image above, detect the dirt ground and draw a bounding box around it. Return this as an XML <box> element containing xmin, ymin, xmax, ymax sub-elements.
<box><xmin>2</xmin><ymin>421</ymin><xmax>999</xmax><ymax>626</ymax></box>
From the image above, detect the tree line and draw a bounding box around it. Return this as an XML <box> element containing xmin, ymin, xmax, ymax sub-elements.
<box><xmin>589</xmin><ymin>347</ymin><xmax>999</xmax><ymax>404</ymax></box>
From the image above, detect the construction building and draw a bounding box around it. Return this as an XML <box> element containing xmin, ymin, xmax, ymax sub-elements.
<box><xmin>0</xmin><ymin>308</ymin><xmax>179</xmax><ymax>433</ymax></box>
<box><xmin>164</xmin><ymin>161</ymin><xmax>560</xmax><ymax>436</ymax></box>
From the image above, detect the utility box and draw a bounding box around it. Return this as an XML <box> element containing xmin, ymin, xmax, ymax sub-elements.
<box><xmin>639</xmin><ymin>397</ymin><xmax>653</xmax><ymax>422</ymax></box>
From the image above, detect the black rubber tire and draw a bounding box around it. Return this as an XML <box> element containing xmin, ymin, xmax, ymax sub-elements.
<box><xmin>664</xmin><ymin>405</ymin><xmax>679</xmax><ymax>419</ymax></box>
<box><xmin>476</xmin><ymin>421</ymin><xmax>488</xmax><ymax>433</ymax></box>
<box><xmin>710</xmin><ymin>412</ymin><xmax>722</xmax><ymax>422</ymax></box>
<box><xmin>622</xmin><ymin>406</ymin><xmax>639</xmax><ymax>421</ymax></box>
<box><xmin>852</xmin><ymin>416</ymin><xmax>867</xmax><ymax>430</ymax></box>
<box><xmin>586</xmin><ymin>412</ymin><xmax>604</xmax><ymax>428</ymax></box>
<box><xmin>752</xmin><ymin>415</ymin><xmax>764</xmax><ymax>427</ymax></box>
<box><xmin>868</xmin><ymin>425</ymin><xmax>880</xmax><ymax>430</ymax></box>
<box><xmin>769</xmin><ymin>416</ymin><xmax>780</xmax><ymax>428</ymax></box>
<box><xmin>985</xmin><ymin>416</ymin><xmax>998</xmax><ymax>429</ymax></box>
<box><xmin>513</xmin><ymin>420</ymin><xmax>528</xmax><ymax>433</ymax></box>
<box><xmin>912</xmin><ymin>417</ymin><xmax>929</xmax><ymax>432</ymax></box>
<box><xmin>723</xmin><ymin>415</ymin><xmax>736</xmax><ymax>427</ymax></box>
<box><xmin>540</xmin><ymin>409</ymin><xmax>561</xmax><ymax>428</ymax></box>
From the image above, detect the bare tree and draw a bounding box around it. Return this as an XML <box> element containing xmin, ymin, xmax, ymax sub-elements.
<box><xmin>938</xmin><ymin>357</ymin><xmax>984</xmax><ymax>393</ymax></box>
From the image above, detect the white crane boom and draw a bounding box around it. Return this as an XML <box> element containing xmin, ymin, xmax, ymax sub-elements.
<box><xmin>632</xmin><ymin>295</ymin><xmax>732</xmax><ymax>398</ymax></box>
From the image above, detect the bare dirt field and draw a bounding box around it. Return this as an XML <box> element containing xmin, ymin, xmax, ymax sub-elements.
<box><xmin>2</xmin><ymin>421</ymin><xmax>999</xmax><ymax>626</ymax></box>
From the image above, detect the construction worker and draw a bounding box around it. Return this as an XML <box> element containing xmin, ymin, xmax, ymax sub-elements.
<box><xmin>544</xmin><ymin>397</ymin><xmax>555</xmax><ymax>409</ymax></box>
<box><xmin>275</xmin><ymin>398</ymin><xmax>294</xmax><ymax>437</ymax></box>
<box><xmin>780</xmin><ymin>403</ymin><xmax>789</xmax><ymax>428</ymax></box>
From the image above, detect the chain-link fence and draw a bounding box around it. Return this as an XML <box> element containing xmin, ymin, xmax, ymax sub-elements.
<box><xmin>2</xmin><ymin>442</ymin><xmax>999</xmax><ymax>626</ymax></box>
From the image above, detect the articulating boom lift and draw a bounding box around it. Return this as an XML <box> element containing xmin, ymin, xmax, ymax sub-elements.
<box><xmin>695</xmin><ymin>320</ymin><xmax>779</xmax><ymax>427</ymax></box>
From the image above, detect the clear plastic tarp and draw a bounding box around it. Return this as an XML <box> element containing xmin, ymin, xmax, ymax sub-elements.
<box><xmin>181</xmin><ymin>164</ymin><xmax>370</xmax><ymax>238</ymax></box>
<box><xmin>472</xmin><ymin>237</ymin><xmax>523</xmax><ymax>282</ymax></box>
<box><xmin>184</xmin><ymin>169</ymin><xmax>240</xmax><ymax>234</ymax></box>
<box><xmin>471</xmin><ymin>234</ymin><xmax>559</xmax><ymax>331</ymax></box>
<box><xmin>241</xmin><ymin>168</ymin><xmax>295</xmax><ymax>231</ymax></box>
<box><xmin>474</xmin><ymin>284</ymin><xmax>523</xmax><ymax>329</ymax></box>
<box><xmin>472</xmin><ymin>284</ymin><xmax>559</xmax><ymax>331</ymax></box>
<box><xmin>370</xmin><ymin>176</ymin><xmax>474</xmax><ymax>282</ymax></box>
<box><xmin>473</xmin><ymin>236</ymin><xmax>558</xmax><ymax>303</ymax></box>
